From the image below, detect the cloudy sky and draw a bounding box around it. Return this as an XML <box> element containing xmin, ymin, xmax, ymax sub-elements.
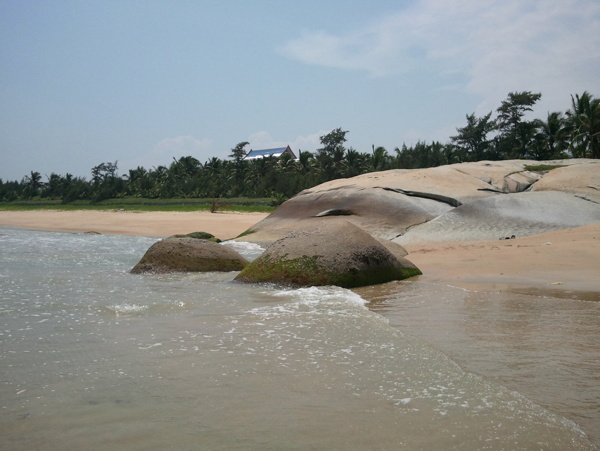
<box><xmin>1</xmin><ymin>0</ymin><xmax>598</xmax><ymax>181</ymax></box>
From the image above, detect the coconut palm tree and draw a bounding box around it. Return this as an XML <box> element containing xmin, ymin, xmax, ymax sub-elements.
<box><xmin>42</xmin><ymin>173</ymin><xmax>62</xmax><ymax>198</ymax></box>
<box><xmin>26</xmin><ymin>171</ymin><xmax>42</xmax><ymax>190</ymax></box>
<box><xmin>371</xmin><ymin>146</ymin><xmax>390</xmax><ymax>172</ymax></box>
<box><xmin>530</xmin><ymin>112</ymin><xmax>569</xmax><ymax>160</ymax></box>
<box><xmin>295</xmin><ymin>150</ymin><xmax>314</xmax><ymax>175</ymax></box>
<box><xmin>566</xmin><ymin>91</ymin><xmax>600</xmax><ymax>158</ymax></box>
<box><xmin>342</xmin><ymin>148</ymin><xmax>367</xmax><ymax>177</ymax></box>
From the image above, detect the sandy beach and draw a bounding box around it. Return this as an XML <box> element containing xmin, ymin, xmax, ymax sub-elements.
<box><xmin>404</xmin><ymin>223</ymin><xmax>600</xmax><ymax>299</ymax></box>
<box><xmin>1</xmin><ymin>209</ymin><xmax>598</xmax><ymax>298</ymax></box>
<box><xmin>0</xmin><ymin>210</ymin><xmax>268</xmax><ymax>240</ymax></box>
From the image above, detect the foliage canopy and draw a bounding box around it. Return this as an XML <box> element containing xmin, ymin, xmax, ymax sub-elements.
<box><xmin>1</xmin><ymin>90</ymin><xmax>598</xmax><ymax>206</ymax></box>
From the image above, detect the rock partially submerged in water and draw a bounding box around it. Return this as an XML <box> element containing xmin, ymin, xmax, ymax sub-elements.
<box><xmin>131</xmin><ymin>238</ymin><xmax>248</xmax><ymax>274</ymax></box>
<box><xmin>234</xmin><ymin>220</ymin><xmax>421</xmax><ymax>288</ymax></box>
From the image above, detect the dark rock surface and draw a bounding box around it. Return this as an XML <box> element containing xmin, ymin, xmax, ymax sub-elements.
<box><xmin>131</xmin><ymin>238</ymin><xmax>248</xmax><ymax>274</ymax></box>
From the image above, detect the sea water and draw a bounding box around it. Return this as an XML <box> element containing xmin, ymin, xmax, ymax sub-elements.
<box><xmin>0</xmin><ymin>227</ymin><xmax>596</xmax><ymax>450</ymax></box>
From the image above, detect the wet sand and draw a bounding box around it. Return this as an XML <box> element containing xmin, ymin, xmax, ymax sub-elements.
<box><xmin>1</xmin><ymin>209</ymin><xmax>598</xmax><ymax>297</ymax></box>
<box><xmin>404</xmin><ymin>223</ymin><xmax>600</xmax><ymax>299</ymax></box>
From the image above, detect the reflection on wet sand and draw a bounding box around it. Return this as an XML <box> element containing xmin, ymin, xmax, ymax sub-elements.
<box><xmin>358</xmin><ymin>279</ymin><xmax>600</xmax><ymax>447</ymax></box>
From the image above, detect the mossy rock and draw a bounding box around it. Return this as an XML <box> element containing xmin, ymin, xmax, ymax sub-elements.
<box><xmin>131</xmin><ymin>237</ymin><xmax>247</xmax><ymax>274</ymax></box>
<box><xmin>234</xmin><ymin>220</ymin><xmax>421</xmax><ymax>288</ymax></box>
<box><xmin>167</xmin><ymin>231</ymin><xmax>221</xmax><ymax>242</ymax></box>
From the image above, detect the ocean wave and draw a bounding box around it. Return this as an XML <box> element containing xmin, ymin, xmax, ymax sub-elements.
<box><xmin>249</xmin><ymin>285</ymin><xmax>369</xmax><ymax>318</ymax></box>
<box><xmin>221</xmin><ymin>240</ymin><xmax>265</xmax><ymax>260</ymax></box>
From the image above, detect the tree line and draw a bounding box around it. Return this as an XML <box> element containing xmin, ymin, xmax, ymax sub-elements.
<box><xmin>1</xmin><ymin>90</ymin><xmax>598</xmax><ymax>204</ymax></box>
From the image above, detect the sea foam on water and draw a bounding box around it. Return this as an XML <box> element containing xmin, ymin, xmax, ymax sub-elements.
<box><xmin>0</xmin><ymin>227</ymin><xmax>595</xmax><ymax>450</ymax></box>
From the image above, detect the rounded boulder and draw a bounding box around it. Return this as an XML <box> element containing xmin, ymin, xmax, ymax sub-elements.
<box><xmin>234</xmin><ymin>220</ymin><xmax>421</xmax><ymax>288</ymax></box>
<box><xmin>131</xmin><ymin>238</ymin><xmax>249</xmax><ymax>274</ymax></box>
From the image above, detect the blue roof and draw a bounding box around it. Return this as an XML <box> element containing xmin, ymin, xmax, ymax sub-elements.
<box><xmin>244</xmin><ymin>146</ymin><xmax>293</xmax><ymax>159</ymax></box>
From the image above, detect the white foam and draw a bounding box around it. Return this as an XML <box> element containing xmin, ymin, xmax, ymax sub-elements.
<box><xmin>249</xmin><ymin>286</ymin><xmax>369</xmax><ymax>318</ymax></box>
<box><xmin>138</xmin><ymin>342</ymin><xmax>162</xmax><ymax>350</ymax></box>
<box><xmin>221</xmin><ymin>241</ymin><xmax>265</xmax><ymax>260</ymax></box>
<box><xmin>272</xmin><ymin>286</ymin><xmax>367</xmax><ymax>307</ymax></box>
<box><xmin>107</xmin><ymin>303</ymin><xmax>149</xmax><ymax>315</ymax></box>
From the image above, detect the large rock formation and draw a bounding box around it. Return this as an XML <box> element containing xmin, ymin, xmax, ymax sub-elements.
<box><xmin>529</xmin><ymin>163</ymin><xmax>600</xmax><ymax>203</ymax></box>
<box><xmin>393</xmin><ymin>191</ymin><xmax>600</xmax><ymax>245</ymax></box>
<box><xmin>234</xmin><ymin>220</ymin><xmax>421</xmax><ymax>288</ymax></box>
<box><xmin>236</xmin><ymin>159</ymin><xmax>600</xmax><ymax>247</ymax></box>
<box><xmin>131</xmin><ymin>238</ymin><xmax>248</xmax><ymax>274</ymax></box>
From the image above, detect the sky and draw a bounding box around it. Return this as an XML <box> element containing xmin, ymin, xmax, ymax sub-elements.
<box><xmin>1</xmin><ymin>0</ymin><xmax>599</xmax><ymax>182</ymax></box>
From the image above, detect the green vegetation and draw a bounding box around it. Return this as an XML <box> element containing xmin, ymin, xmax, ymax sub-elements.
<box><xmin>236</xmin><ymin>254</ymin><xmax>422</xmax><ymax>288</ymax></box>
<box><xmin>1</xmin><ymin>90</ymin><xmax>598</xmax><ymax>208</ymax></box>
<box><xmin>0</xmin><ymin>197</ymin><xmax>275</xmax><ymax>213</ymax></box>
<box><xmin>236</xmin><ymin>255</ymin><xmax>328</xmax><ymax>287</ymax></box>
<box><xmin>166</xmin><ymin>232</ymin><xmax>222</xmax><ymax>242</ymax></box>
<box><xmin>235</xmin><ymin>229</ymin><xmax>257</xmax><ymax>239</ymax></box>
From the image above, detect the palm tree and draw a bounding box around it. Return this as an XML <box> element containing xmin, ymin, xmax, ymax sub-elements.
<box><xmin>126</xmin><ymin>166</ymin><xmax>151</xmax><ymax>197</ymax></box>
<box><xmin>203</xmin><ymin>157</ymin><xmax>223</xmax><ymax>175</ymax></box>
<box><xmin>172</xmin><ymin>156</ymin><xmax>201</xmax><ymax>178</ymax></box>
<box><xmin>530</xmin><ymin>112</ymin><xmax>569</xmax><ymax>160</ymax></box>
<box><xmin>566</xmin><ymin>91</ymin><xmax>600</xmax><ymax>158</ymax></box>
<box><xmin>26</xmin><ymin>171</ymin><xmax>43</xmax><ymax>191</ymax></box>
<box><xmin>342</xmin><ymin>148</ymin><xmax>367</xmax><ymax>177</ymax></box>
<box><xmin>394</xmin><ymin>144</ymin><xmax>414</xmax><ymax>169</ymax></box>
<box><xmin>245</xmin><ymin>157</ymin><xmax>271</xmax><ymax>196</ymax></box>
<box><xmin>277</xmin><ymin>152</ymin><xmax>295</xmax><ymax>173</ymax></box>
<box><xmin>371</xmin><ymin>146</ymin><xmax>390</xmax><ymax>172</ymax></box>
<box><xmin>149</xmin><ymin>165</ymin><xmax>170</xmax><ymax>198</ymax></box>
<box><xmin>20</xmin><ymin>171</ymin><xmax>43</xmax><ymax>199</ymax></box>
<box><xmin>296</xmin><ymin>150</ymin><xmax>314</xmax><ymax>175</ymax></box>
<box><xmin>42</xmin><ymin>173</ymin><xmax>62</xmax><ymax>198</ymax></box>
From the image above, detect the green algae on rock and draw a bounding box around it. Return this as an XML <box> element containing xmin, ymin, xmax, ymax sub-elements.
<box><xmin>234</xmin><ymin>220</ymin><xmax>421</xmax><ymax>288</ymax></box>
<box><xmin>131</xmin><ymin>237</ymin><xmax>248</xmax><ymax>274</ymax></box>
<box><xmin>166</xmin><ymin>231</ymin><xmax>222</xmax><ymax>242</ymax></box>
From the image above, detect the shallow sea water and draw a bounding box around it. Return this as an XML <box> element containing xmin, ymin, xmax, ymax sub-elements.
<box><xmin>358</xmin><ymin>279</ymin><xmax>600</xmax><ymax>447</ymax></box>
<box><xmin>0</xmin><ymin>228</ymin><xmax>596</xmax><ymax>450</ymax></box>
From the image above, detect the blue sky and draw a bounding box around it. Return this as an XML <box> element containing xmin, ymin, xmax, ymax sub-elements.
<box><xmin>1</xmin><ymin>0</ymin><xmax>599</xmax><ymax>181</ymax></box>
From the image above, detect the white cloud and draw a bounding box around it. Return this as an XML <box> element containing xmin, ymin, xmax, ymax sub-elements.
<box><xmin>282</xmin><ymin>0</ymin><xmax>600</xmax><ymax>114</ymax></box>
<box><xmin>247</xmin><ymin>131</ymin><xmax>282</xmax><ymax>149</ymax></box>
<box><xmin>290</xmin><ymin>131</ymin><xmax>324</xmax><ymax>153</ymax></box>
<box><xmin>121</xmin><ymin>135</ymin><xmax>212</xmax><ymax>172</ymax></box>
<box><xmin>464</xmin><ymin>0</ymin><xmax>600</xmax><ymax>114</ymax></box>
<box><xmin>247</xmin><ymin>131</ymin><xmax>324</xmax><ymax>154</ymax></box>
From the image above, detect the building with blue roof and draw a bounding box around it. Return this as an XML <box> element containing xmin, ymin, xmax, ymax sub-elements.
<box><xmin>243</xmin><ymin>145</ymin><xmax>297</xmax><ymax>160</ymax></box>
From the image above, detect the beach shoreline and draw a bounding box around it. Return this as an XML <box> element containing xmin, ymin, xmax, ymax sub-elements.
<box><xmin>1</xmin><ymin>209</ymin><xmax>598</xmax><ymax>298</ymax></box>
<box><xmin>0</xmin><ymin>209</ymin><xmax>268</xmax><ymax>240</ymax></box>
<box><xmin>404</xmin><ymin>223</ymin><xmax>600</xmax><ymax>300</ymax></box>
